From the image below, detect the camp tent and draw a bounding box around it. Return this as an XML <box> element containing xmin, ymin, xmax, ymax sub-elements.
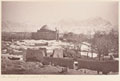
<box><xmin>53</xmin><ymin>48</ymin><xmax>63</xmax><ymax>58</ymax></box>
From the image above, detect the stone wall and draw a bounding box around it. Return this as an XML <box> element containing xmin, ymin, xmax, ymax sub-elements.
<box><xmin>32</xmin><ymin>31</ymin><xmax>56</xmax><ymax>40</ymax></box>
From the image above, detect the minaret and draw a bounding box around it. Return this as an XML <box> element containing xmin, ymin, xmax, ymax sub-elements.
<box><xmin>55</xmin><ymin>27</ymin><xmax>59</xmax><ymax>41</ymax></box>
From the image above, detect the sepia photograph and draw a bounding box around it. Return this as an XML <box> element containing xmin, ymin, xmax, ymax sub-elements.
<box><xmin>1</xmin><ymin>1</ymin><xmax>119</xmax><ymax>75</ymax></box>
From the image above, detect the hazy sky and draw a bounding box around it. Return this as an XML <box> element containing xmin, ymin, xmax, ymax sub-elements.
<box><xmin>2</xmin><ymin>1</ymin><xmax>118</xmax><ymax>26</ymax></box>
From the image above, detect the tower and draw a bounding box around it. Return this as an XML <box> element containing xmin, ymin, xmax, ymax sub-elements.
<box><xmin>55</xmin><ymin>27</ymin><xmax>59</xmax><ymax>41</ymax></box>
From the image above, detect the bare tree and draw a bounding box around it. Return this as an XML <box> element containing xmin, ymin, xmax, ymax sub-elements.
<box><xmin>92</xmin><ymin>29</ymin><xmax>118</xmax><ymax>61</ymax></box>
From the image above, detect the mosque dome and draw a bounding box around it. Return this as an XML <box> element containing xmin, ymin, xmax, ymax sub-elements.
<box><xmin>40</xmin><ymin>25</ymin><xmax>56</xmax><ymax>31</ymax></box>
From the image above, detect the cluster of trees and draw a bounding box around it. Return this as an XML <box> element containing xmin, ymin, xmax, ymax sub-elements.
<box><xmin>91</xmin><ymin>29</ymin><xmax>118</xmax><ymax>60</ymax></box>
<box><xmin>2</xmin><ymin>32</ymin><xmax>32</xmax><ymax>41</ymax></box>
<box><xmin>63</xmin><ymin>29</ymin><xmax>118</xmax><ymax>60</ymax></box>
<box><xmin>63</xmin><ymin>32</ymin><xmax>87</xmax><ymax>43</ymax></box>
<box><xmin>63</xmin><ymin>32</ymin><xmax>88</xmax><ymax>59</ymax></box>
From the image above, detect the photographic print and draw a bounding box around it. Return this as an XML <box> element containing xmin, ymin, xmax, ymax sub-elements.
<box><xmin>1</xmin><ymin>1</ymin><xmax>119</xmax><ymax>75</ymax></box>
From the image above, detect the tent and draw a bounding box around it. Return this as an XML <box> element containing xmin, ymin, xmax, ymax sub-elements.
<box><xmin>53</xmin><ymin>48</ymin><xmax>63</xmax><ymax>58</ymax></box>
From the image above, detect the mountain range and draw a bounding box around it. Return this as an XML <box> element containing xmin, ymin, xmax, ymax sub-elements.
<box><xmin>2</xmin><ymin>17</ymin><xmax>118</xmax><ymax>34</ymax></box>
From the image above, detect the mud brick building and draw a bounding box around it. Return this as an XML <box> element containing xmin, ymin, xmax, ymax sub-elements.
<box><xmin>32</xmin><ymin>25</ymin><xmax>59</xmax><ymax>40</ymax></box>
<box><xmin>25</xmin><ymin>48</ymin><xmax>46</xmax><ymax>62</ymax></box>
